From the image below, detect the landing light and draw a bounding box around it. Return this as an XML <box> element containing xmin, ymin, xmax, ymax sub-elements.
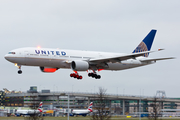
<box><xmin>14</xmin><ymin>63</ymin><xmax>18</xmax><ymax>67</ymax></box>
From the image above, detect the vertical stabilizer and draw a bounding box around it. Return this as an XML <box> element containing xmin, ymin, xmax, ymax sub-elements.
<box><xmin>132</xmin><ymin>29</ymin><xmax>157</xmax><ymax>57</ymax></box>
<box><xmin>38</xmin><ymin>102</ymin><xmax>43</xmax><ymax>112</ymax></box>
<box><xmin>88</xmin><ymin>102</ymin><xmax>93</xmax><ymax>112</ymax></box>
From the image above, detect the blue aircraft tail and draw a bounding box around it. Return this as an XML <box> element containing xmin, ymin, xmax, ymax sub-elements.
<box><xmin>132</xmin><ymin>29</ymin><xmax>157</xmax><ymax>57</ymax></box>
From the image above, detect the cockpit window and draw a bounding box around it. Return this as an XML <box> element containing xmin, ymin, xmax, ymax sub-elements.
<box><xmin>8</xmin><ymin>52</ymin><xmax>16</xmax><ymax>54</ymax></box>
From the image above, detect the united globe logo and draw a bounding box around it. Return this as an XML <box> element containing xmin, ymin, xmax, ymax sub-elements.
<box><xmin>133</xmin><ymin>42</ymin><xmax>149</xmax><ymax>57</ymax></box>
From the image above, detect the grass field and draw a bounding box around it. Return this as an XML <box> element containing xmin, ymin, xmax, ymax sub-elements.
<box><xmin>0</xmin><ymin>116</ymin><xmax>180</xmax><ymax>120</ymax></box>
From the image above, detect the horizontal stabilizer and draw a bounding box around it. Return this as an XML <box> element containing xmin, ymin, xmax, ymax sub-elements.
<box><xmin>90</xmin><ymin>50</ymin><xmax>157</xmax><ymax>63</ymax></box>
<box><xmin>140</xmin><ymin>57</ymin><xmax>175</xmax><ymax>62</ymax></box>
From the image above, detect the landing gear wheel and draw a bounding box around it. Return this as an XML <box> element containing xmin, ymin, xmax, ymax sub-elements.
<box><xmin>70</xmin><ymin>73</ymin><xmax>83</xmax><ymax>80</ymax></box>
<box><xmin>70</xmin><ymin>73</ymin><xmax>74</xmax><ymax>77</ymax></box>
<box><xmin>77</xmin><ymin>75</ymin><xmax>83</xmax><ymax>80</ymax></box>
<box><xmin>88</xmin><ymin>73</ymin><xmax>93</xmax><ymax>77</ymax></box>
<box><xmin>18</xmin><ymin>70</ymin><xmax>22</xmax><ymax>74</ymax></box>
<box><xmin>79</xmin><ymin>76</ymin><xmax>82</xmax><ymax>79</ymax></box>
<box><xmin>98</xmin><ymin>75</ymin><xmax>101</xmax><ymax>79</ymax></box>
<box><xmin>96</xmin><ymin>75</ymin><xmax>101</xmax><ymax>79</ymax></box>
<box><xmin>74</xmin><ymin>75</ymin><xmax>78</xmax><ymax>78</ymax></box>
<box><xmin>92</xmin><ymin>73</ymin><xmax>96</xmax><ymax>78</ymax></box>
<box><xmin>88</xmin><ymin>72</ymin><xmax>101</xmax><ymax>79</ymax></box>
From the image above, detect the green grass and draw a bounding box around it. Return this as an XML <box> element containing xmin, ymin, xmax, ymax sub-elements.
<box><xmin>0</xmin><ymin>116</ymin><xmax>180</xmax><ymax>120</ymax></box>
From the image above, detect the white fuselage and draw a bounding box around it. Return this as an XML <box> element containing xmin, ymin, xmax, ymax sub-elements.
<box><xmin>72</xmin><ymin>109</ymin><xmax>90</xmax><ymax>115</ymax></box>
<box><xmin>16</xmin><ymin>109</ymin><xmax>41</xmax><ymax>116</ymax></box>
<box><xmin>4</xmin><ymin>47</ymin><xmax>154</xmax><ymax>71</ymax></box>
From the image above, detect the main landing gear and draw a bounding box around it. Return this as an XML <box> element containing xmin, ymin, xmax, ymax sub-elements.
<box><xmin>70</xmin><ymin>71</ymin><xmax>101</xmax><ymax>80</ymax></box>
<box><xmin>70</xmin><ymin>73</ymin><xmax>83</xmax><ymax>80</ymax></box>
<box><xmin>88</xmin><ymin>73</ymin><xmax>101</xmax><ymax>79</ymax></box>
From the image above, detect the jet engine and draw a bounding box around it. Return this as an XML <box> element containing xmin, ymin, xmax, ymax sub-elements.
<box><xmin>40</xmin><ymin>67</ymin><xmax>58</xmax><ymax>73</ymax></box>
<box><xmin>71</xmin><ymin>61</ymin><xmax>89</xmax><ymax>71</ymax></box>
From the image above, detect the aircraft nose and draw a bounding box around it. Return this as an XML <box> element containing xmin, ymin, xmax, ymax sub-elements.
<box><xmin>4</xmin><ymin>54</ymin><xmax>12</xmax><ymax>61</ymax></box>
<box><xmin>4</xmin><ymin>54</ymin><xmax>9</xmax><ymax>60</ymax></box>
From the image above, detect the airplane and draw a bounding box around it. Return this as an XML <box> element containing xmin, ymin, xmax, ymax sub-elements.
<box><xmin>3</xmin><ymin>88</ymin><xmax>22</xmax><ymax>94</ymax></box>
<box><xmin>70</xmin><ymin>102</ymin><xmax>93</xmax><ymax>117</ymax></box>
<box><xmin>15</xmin><ymin>102</ymin><xmax>43</xmax><ymax>117</ymax></box>
<box><xmin>4</xmin><ymin>29</ymin><xmax>174</xmax><ymax>80</ymax></box>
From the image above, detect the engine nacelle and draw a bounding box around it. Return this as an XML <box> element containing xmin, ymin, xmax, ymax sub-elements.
<box><xmin>40</xmin><ymin>67</ymin><xmax>58</xmax><ymax>73</ymax></box>
<box><xmin>71</xmin><ymin>61</ymin><xmax>89</xmax><ymax>71</ymax></box>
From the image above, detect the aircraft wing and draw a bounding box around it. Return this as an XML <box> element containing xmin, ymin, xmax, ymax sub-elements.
<box><xmin>140</xmin><ymin>57</ymin><xmax>175</xmax><ymax>62</ymax></box>
<box><xmin>89</xmin><ymin>50</ymin><xmax>155</xmax><ymax>63</ymax></box>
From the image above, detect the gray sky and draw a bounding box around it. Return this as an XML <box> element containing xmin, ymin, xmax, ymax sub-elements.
<box><xmin>0</xmin><ymin>0</ymin><xmax>179</xmax><ymax>97</ymax></box>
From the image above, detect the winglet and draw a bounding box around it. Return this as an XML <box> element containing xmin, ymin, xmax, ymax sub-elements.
<box><xmin>133</xmin><ymin>29</ymin><xmax>157</xmax><ymax>57</ymax></box>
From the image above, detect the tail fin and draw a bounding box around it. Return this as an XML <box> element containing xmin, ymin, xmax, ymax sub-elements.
<box><xmin>132</xmin><ymin>29</ymin><xmax>157</xmax><ymax>57</ymax></box>
<box><xmin>38</xmin><ymin>102</ymin><xmax>43</xmax><ymax>112</ymax></box>
<box><xmin>88</xmin><ymin>102</ymin><xmax>93</xmax><ymax>112</ymax></box>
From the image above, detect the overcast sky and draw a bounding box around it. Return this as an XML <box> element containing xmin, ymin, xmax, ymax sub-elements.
<box><xmin>0</xmin><ymin>0</ymin><xmax>179</xmax><ymax>97</ymax></box>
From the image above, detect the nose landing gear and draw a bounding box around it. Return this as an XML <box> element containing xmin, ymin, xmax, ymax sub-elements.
<box><xmin>18</xmin><ymin>70</ymin><xmax>22</xmax><ymax>74</ymax></box>
<box><xmin>15</xmin><ymin>63</ymin><xmax>22</xmax><ymax>74</ymax></box>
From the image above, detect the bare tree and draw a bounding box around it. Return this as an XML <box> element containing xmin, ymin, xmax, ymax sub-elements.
<box><xmin>91</xmin><ymin>87</ymin><xmax>111</xmax><ymax>120</ymax></box>
<box><xmin>148</xmin><ymin>97</ymin><xmax>162</xmax><ymax>120</ymax></box>
<box><xmin>24</xmin><ymin>93</ymin><xmax>44</xmax><ymax>120</ymax></box>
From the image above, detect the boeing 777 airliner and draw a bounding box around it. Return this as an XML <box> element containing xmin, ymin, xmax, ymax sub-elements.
<box><xmin>4</xmin><ymin>30</ymin><xmax>174</xmax><ymax>79</ymax></box>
